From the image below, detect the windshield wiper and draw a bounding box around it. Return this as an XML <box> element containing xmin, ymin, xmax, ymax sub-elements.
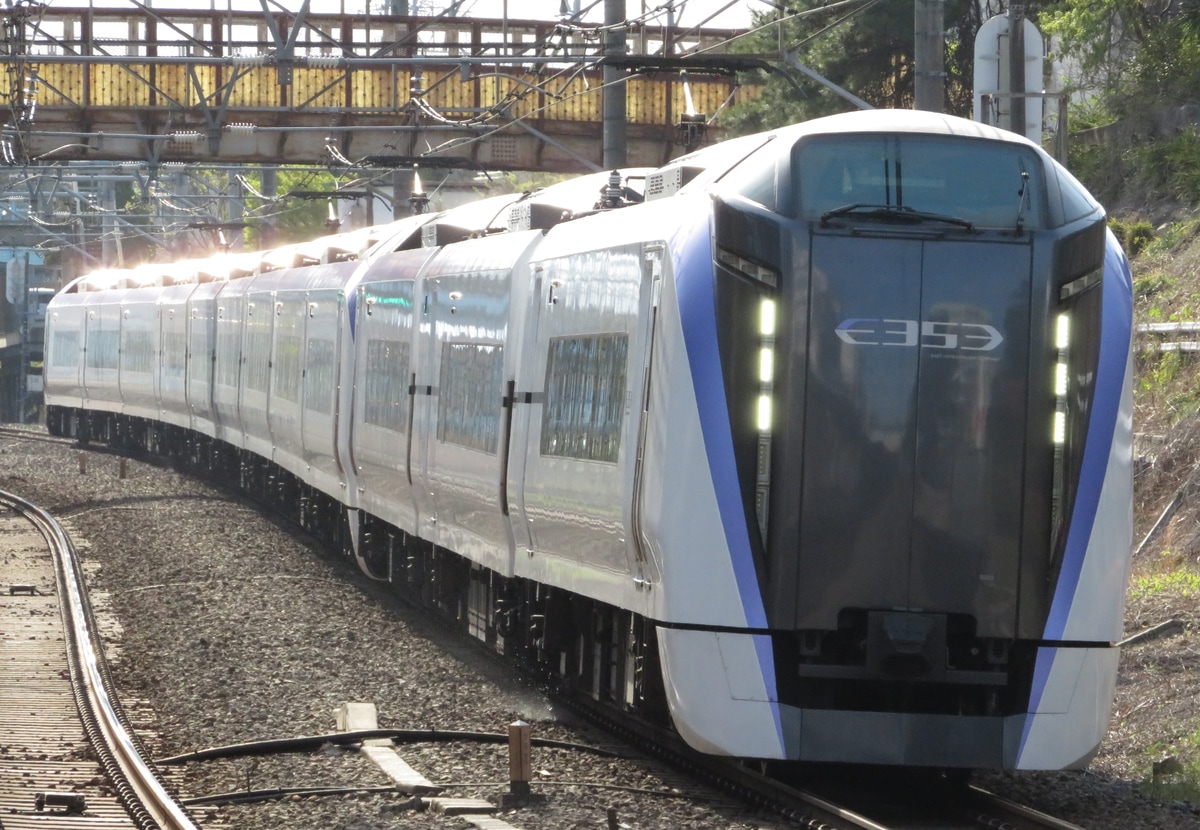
<box><xmin>1015</xmin><ymin>161</ymin><xmax>1030</xmax><ymax>234</ymax></box>
<box><xmin>820</xmin><ymin>203</ymin><xmax>974</xmax><ymax>231</ymax></box>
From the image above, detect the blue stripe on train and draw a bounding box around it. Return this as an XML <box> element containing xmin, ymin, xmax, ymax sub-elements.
<box><xmin>1021</xmin><ymin>230</ymin><xmax>1132</xmax><ymax>752</ymax></box>
<box><xmin>670</xmin><ymin>203</ymin><xmax>784</xmax><ymax>752</ymax></box>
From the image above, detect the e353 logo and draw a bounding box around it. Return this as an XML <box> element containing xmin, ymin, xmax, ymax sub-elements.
<box><xmin>835</xmin><ymin>318</ymin><xmax>1004</xmax><ymax>351</ymax></box>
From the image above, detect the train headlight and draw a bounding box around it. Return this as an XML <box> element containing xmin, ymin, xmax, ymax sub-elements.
<box><xmin>1054</xmin><ymin>362</ymin><xmax>1068</xmax><ymax>397</ymax></box>
<box><xmin>1053</xmin><ymin>313</ymin><xmax>1069</xmax><ymax>446</ymax></box>
<box><xmin>755</xmin><ymin>297</ymin><xmax>777</xmax><ymax>543</ymax></box>
<box><xmin>1056</xmin><ymin>313</ymin><xmax>1070</xmax><ymax>349</ymax></box>
<box><xmin>760</xmin><ymin>298</ymin><xmax>777</xmax><ymax>336</ymax></box>
<box><xmin>757</xmin><ymin>394</ymin><xmax>772</xmax><ymax>432</ymax></box>
<box><xmin>759</xmin><ymin>347</ymin><xmax>774</xmax><ymax>383</ymax></box>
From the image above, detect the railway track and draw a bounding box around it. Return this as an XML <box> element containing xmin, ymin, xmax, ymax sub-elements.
<box><xmin>790</xmin><ymin>771</ymin><xmax>1096</xmax><ymax>830</ymax></box>
<box><xmin>0</xmin><ymin>424</ymin><xmax>75</xmax><ymax>446</ymax></box>
<box><xmin>466</xmin><ymin>627</ymin><xmax>1096</xmax><ymax>830</ymax></box>
<box><xmin>0</xmin><ymin>486</ymin><xmax>200</xmax><ymax>830</ymax></box>
<box><xmin>0</xmin><ymin>429</ymin><xmax>1103</xmax><ymax>830</ymax></box>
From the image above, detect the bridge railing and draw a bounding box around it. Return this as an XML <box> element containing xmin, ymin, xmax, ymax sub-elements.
<box><xmin>0</xmin><ymin>5</ymin><xmax>757</xmax><ymax>167</ymax></box>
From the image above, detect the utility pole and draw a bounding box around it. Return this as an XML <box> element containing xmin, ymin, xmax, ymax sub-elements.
<box><xmin>261</xmin><ymin>166</ymin><xmax>278</xmax><ymax>249</ymax></box>
<box><xmin>913</xmin><ymin>0</ymin><xmax>944</xmax><ymax>112</ymax></box>
<box><xmin>228</xmin><ymin>170</ymin><xmax>245</xmax><ymax>251</ymax></box>
<box><xmin>1008</xmin><ymin>3</ymin><xmax>1026</xmax><ymax>138</ymax></box>
<box><xmin>602</xmin><ymin>0</ymin><xmax>626</xmax><ymax>169</ymax></box>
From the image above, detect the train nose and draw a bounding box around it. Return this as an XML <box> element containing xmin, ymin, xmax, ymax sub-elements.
<box><xmin>867</xmin><ymin>611</ymin><xmax>947</xmax><ymax>679</ymax></box>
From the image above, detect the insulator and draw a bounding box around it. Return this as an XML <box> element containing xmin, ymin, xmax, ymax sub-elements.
<box><xmin>304</xmin><ymin>55</ymin><xmax>342</xmax><ymax>69</ymax></box>
<box><xmin>168</xmin><ymin>131</ymin><xmax>204</xmax><ymax>147</ymax></box>
<box><xmin>604</xmin><ymin>169</ymin><xmax>623</xmax><ymax>205</ymax></box>
<box><xmin>230</xmin><ymin>53</ymin><xmax>268</xmax><ymax>68</ymax></box>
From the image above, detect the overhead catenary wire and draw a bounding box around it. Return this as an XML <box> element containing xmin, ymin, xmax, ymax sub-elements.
<box><xmin>0</xmin><ymin>1</ymin><xmax>789</xmax><ymax>259</ymax></box>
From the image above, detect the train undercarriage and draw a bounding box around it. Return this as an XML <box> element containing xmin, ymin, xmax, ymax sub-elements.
<box><xmin>46</xmin><ymin>405</ymin><xmax>671</xmax><ymax>728</ymax></box>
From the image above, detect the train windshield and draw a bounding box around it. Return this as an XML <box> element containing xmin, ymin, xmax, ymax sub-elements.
<box><xmin>795</xmin><ymin>134</ymin><xmax>1047</xmax><ymax>231</ymax></box>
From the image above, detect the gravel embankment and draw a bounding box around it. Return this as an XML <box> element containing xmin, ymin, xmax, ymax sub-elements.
<box><xmin>2</xmin><ymin>435</ymin><xmax>789</xmax><ymax>830</ymax></box>
<box><xmin>3</xmin><ymin>430</ymin><xmax>1199</xmax><ymax>829</ymax></box>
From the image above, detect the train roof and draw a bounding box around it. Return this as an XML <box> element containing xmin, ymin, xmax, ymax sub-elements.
<box><xmin>61</xmin><ymin>110</ymin><xmax>1063</xmax><ymax>295</ymax></box>
<box><xmin>650</xmin><ymin>109</ymin><xmax>1038</xmax><ymax>201</ymax></box>
<box><xmin>64</xmin><ymin>219</ymin><xmax>416</xmax><ymax>293</ymax></box>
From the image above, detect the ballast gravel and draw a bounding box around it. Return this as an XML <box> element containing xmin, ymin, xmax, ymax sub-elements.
<box><xmin>1</xmin><ymin>428</ymin><xmax>1197</xmax><ymax>829</ymax></box>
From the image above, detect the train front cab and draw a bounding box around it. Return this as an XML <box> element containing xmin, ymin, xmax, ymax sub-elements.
<box><xmin>664</xmin><ymin>116</ymin><xmax>1132</xmax><ymax>769</ymax></box>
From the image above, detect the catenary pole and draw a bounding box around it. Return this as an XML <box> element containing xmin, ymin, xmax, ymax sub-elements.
<box><xmin>913</xmin><ymin>0</ymin><xmax>944</xmax><ymax>112</ymax></box>
<box><xmin>602</xmin><ymin>0</ymin><xmax>627</xmax><ymax>169</ymax></box>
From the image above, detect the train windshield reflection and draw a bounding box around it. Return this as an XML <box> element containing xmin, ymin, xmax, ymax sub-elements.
<box><xmin>795</xmin><ymin>134</ymin><xmax>1047</xmax><ymax>230</ymax></box>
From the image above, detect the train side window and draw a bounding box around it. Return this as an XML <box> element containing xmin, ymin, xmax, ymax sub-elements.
<box><xmin>273</xmin><ymin>334</ymin><xmax>302</xmax><ymax>402</ymax></box>
<box><xmin>304</xmin><ymin>338</ymin><xmax>336</xmax><ymax>414</ymax></box>
<box><xmin>163</xmin><ymin>329</ymin><xmax>186</xmax><ymax>379</ymax></box>
<box><xmin>723</xmin><ymin>142</ymin><xmax>792</xmax><ymax>216</ymax></box>
<box><xmin>189</xmin><ymin>319</ymin><xmax>212</xmax><ymax>385</ymax></box>
<box><xmin>438</xmin><ymin>342</ymin><xmax>503</xmax><ymax>453</ymax></box>
<box><xmin>364</xmin><ymin>338</ymin><xmax>410</xmax><ymax>431</ymax></box>
<box><xmin>123</xmin><ymin>330</ymin><xmax>154</xmax><ymax>374</ymax></box>
<box><xmin>51</xmin><ymin>331</ymin><xmax>78</xmax><ymax>367</ymax></box>
<box><xmin>86</xmin><ymin>330</ymin><xmax>118</xmax><ymax>370</ymax></box>
<box><xmin>244</xmin><ymin>330</ymin><xmax>271</xmax><ymax>392</ymax></box>
<box><xmin>216</xmin><ymin>327</ymin><xmax>241</xmax><ymax>387</ymax></box>
<box><xmin>541</xmin><ymin>333</ymin><xmax>628</xmax><ymax>463</ymax></box>
<box><xmin>1055</xmin><ymin>165</ymin><xmax>1101</xmax><ymax>225</ymax></box>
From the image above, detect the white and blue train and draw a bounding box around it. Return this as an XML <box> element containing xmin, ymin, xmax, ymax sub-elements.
<box><xmin>43</xmin><ymin>109</ymin><xmax>1134</xmax><ymax>770</ymax></box>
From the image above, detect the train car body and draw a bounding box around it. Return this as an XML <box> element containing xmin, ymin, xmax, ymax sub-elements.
<box><xmin>44</xmin><ymin>109</ymin><xmax>1134</xmax><ymax>771</ymax></box>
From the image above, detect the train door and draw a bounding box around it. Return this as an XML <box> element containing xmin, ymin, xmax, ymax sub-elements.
<box><xmin>790</xmin><ymin>233</ymin><xmax>1032</xmax><ymax>640</ymax></box>
<box><xmin>213</xmin><ymin>284</ymin><xmax>249</xmax><ymax>447</ymax></box>
<box><xmin>82</xmin><ymin>299</ymin><xmax>120</xmax><ymax>410</ymax></box>
<box><xmin>629</xmin><ymin>243</ymin><xmax>665</xmax><ymax>587</ymax></box>
<box><xmin>417</xmin><ymin>266</ymin><xmax>512</xmax><ymax>568</ymax></box>
<box><xmin>411</xmin><ymin>279</ymin><xmax>442</xmax><ymax>538</ymax></box>
<box><xmin>348</xmin><ymin>261</ymin><xmax>429</xmax><ymax>537</ymax></box>
<box><xmin>517</xmin><ymin>243</ymin><xmax>644</xmax><ymax>587</ymax></box>
<box><xmin>44</xmin><ymin>300</ymin><xmax>86</xmax><ymax>409</ymax></box>
<box><xmin>299</xmin><ymin>287</ymin><xmax>345</xmax><ymax>490</ymax></box>
<box><xmin>267</xmin><ymin>290</ymin><xmax>305</xmax><ymax>466</ymax></box>
<box><xmin>507</xmin><ymin>266</ymin><xmax>544</xmax><ymax>560</ymax></box>
<box><xmin>117</xmin><ymin>298</ymin><xmax>157</xmax><ymax>419</ymax></box>
<box><xmin>157</xmin><ymin>289</ymin><xmax>190</xmax><ymax>428</ymax></box>
<box><xmin>186</xmin><ymin>281</ymin><xmax>222</xmax><ymax>438</ymax></box>
<box><xmin>239</xmin><ymin>287</ymin><xmax>276</xmax><ymax>459</ymax></box>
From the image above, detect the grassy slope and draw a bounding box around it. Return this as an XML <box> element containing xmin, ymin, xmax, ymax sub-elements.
<box><xmin>1114</xmin><ymin>214</ymin><xmax>1200</xmax><ymax>798</ymax></box>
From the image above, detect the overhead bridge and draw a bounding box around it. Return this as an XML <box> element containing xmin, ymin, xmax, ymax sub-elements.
<box><xmin>0</xmin><ymin>4</ymin><xmax>756</xmax><ymax>172</ymax></box>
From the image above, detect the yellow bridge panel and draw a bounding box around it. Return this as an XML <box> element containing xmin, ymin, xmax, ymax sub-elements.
<box><xmin>424</xmin><ymin>71</ymin><xmax>475</xmax><ymax>113</ymax></box>
<box><xmin>20</xmin><ymin>59</ymin><xmax>755</xmax><ymax>124</ymax></box>
<box><xmin>531</xmin><ymin>77</ymin><xmax>602</xmax><ymax>123</ymax></box>
<box><xmin>293</xmin><ymin>68</ymin><xmax>346</xmax><ymax>109</ymax></box>
<box><xmin>90</xmin><ymin>65</ymin><xmax>151</xmax><ymax>107</ymax></box>
<box><xmin>349</xmin><ymin>68</ymin><xmax>404</xmax><ymax>111</ymax></box>
<box><xmin>151</xmin><ymin>64</ymin><xmax>209</xmax><ymax>108</ymax></box>
<box><xmin>690</xmin><ymin>79</ymin><xmax>746</xmax><ymax>115</ymax></box>
<box><xmin>35</xmin><ymin>63</ymin><xmax>82</xmax><ymax>107</ymax></box>
<box><xmin>225</xmin><ymin>66</ymin><xmax>278</xmax><ymax>108</ymax></box>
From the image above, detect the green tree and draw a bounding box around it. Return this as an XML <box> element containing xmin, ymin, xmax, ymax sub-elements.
<box><xmin>1040</xmin><ymin>0</ymin><xmax>1164</xmax><ymax>94</ymax></box>
<box><xmin>722</xmin><ymin>1</ymin><xmax>987</xmax><ymax>135</ymax></box>
<box><xmin>242</xmin><ymin>167</ymin><xmax>345</xmax><ymax>248</ymax></box>
<box><xmin>1043</xmin><ymin>0</ymin><xmax>1200</xmax><ymax>202</ymax></box>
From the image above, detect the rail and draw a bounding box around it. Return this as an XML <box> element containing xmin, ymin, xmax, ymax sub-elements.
<box><xmin>0</xmin><ymin>487</ymin><xmax>201</xmax><ymax>830</ymax></box>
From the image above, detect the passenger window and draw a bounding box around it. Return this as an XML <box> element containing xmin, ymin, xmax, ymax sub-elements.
<box><xmin>541</xmin><ymin>334</ymin><xmax>628</xmax><ymax>463</ymax></box>
<box><xmin>438</xmin><ymin>342</ymin><xmax>503</xmax><ymax>453</ymax></box>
